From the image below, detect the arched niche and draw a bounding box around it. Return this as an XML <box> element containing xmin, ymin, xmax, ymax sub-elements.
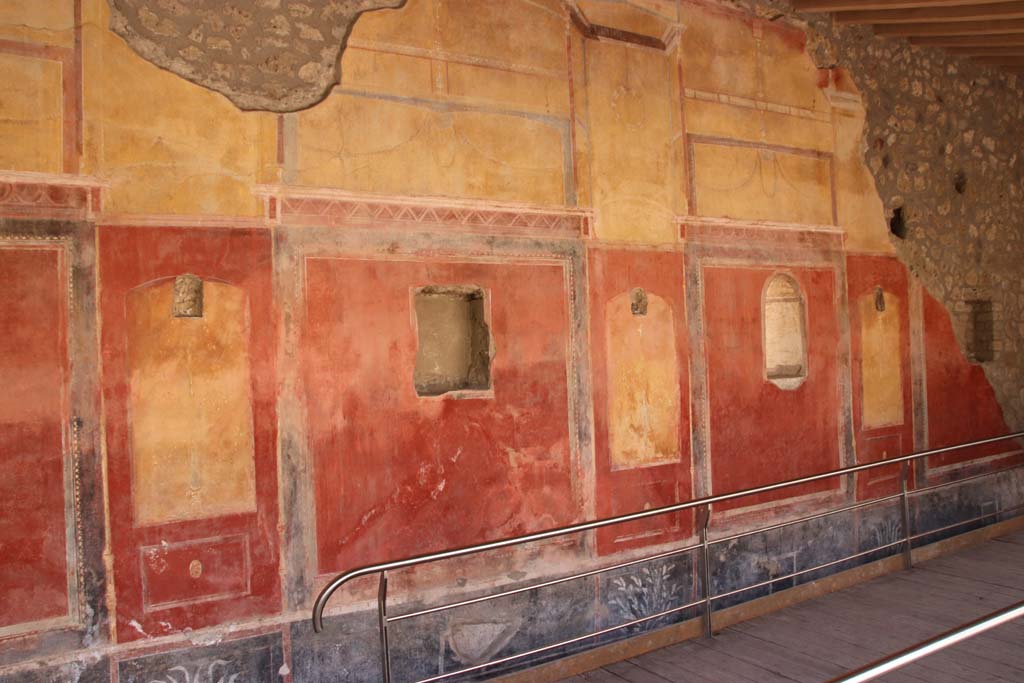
<box><xmin>859</xmin><ymin>287</ymin><xmax>904</xmax><ymax>428</ymax></box>
<box><xmin>763</xmin><ymin>273</ymin><xmax>808</xmax><ymax>390</ymax></box>
<box><xmin>126</xmin><ymin>275</ymin><xmax>257</xmax><ymax>526</ymax></box>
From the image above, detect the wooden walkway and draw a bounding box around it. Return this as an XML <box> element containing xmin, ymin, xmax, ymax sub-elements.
<box><xmin>562</xmin><ymin>530</ymin><xmax>1024</xmax><ymax>683</ymax></box>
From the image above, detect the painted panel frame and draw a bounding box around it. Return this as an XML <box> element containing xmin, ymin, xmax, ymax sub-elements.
<box><xmin>274</xmin><ymin>221</ymin><xmax>593</xmax><ymax>611</ymax></box>
<box><xmin>681</xmin><ymin>218</ymin><xmax>854</xmax><ymax>531</ymax></box>
<box><xmin>0</xmin><ymin>219</ymin><xmax>105</xmax><ymax>666</ymax></box>
<box><xmin>98</xmin><ymin>225</ymin><xmax>280</xmax><ymax>642</ymax></box>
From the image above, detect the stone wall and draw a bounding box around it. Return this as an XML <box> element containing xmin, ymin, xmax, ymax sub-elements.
<box><xmin>746</xmin><ymin>0</ymin><xmax>1024</xmax><ymax>429</ymax></box>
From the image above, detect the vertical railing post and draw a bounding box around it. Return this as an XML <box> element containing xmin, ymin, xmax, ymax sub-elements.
<box><xmin>699</xmin><ymin>504</ymin><xmax>713</xmax><ymax>638</ymax></box>
<box><xmin>378</xmin><ymin>571</ymin><xmax>393</xmax><ymax>683</ymax></box>
<box><xmin>900</xmin><ymin>462</ymin><xmax>913</xmax><ymax>570</ymax></box>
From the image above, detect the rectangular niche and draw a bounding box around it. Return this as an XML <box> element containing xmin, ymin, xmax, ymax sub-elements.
<box><xmin>413</xmin><ymin>285</ymin><xmax>492</xmax><ymax>397</ymax></box>
<box><xmin>966</xmin><ymin>299</ymin><xmax>994</xmax><ymax>363</ymax></box>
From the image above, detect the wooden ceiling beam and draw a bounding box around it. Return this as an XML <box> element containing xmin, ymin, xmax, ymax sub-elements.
<box><xmin>794</xmin><ymin>0</ymin><xmax>1020</xmax><ymax>12</ymax></box>
<box><xmin>946</xmin><ymin>45</ymin><xmax>1024</xmax><ymax>55</ymax></box>
<box><xmin>971</xmin><ymin>55</ymin><xmax>1024</xmax><ymax>65</ymax></box>
<box><xmin>909</xmin><ymin>33</ymin><xmax>1024</xmax><ymax>45</ymax></box>
<box><xmin>837</xmin><ymin>1</ymin><xmax>1024</xmax><ymax>24</ymax></box>
<box><xmin>874</xmin><ymin>18</ymin><xmax>1024</xmax><ymax>34</ymax></box>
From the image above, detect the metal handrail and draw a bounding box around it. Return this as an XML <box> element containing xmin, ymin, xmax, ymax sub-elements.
<box><xmin>828</xmin><ymin>599</ymin><xmax>1024</xmax><ymax>683</ymax></box>
<box><xmin>312</xmin><ymin>431</ymin><xmax>1024</xmax><ymax>682</ymax></box>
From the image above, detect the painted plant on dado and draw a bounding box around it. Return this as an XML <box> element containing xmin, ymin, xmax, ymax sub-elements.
<box><xmin>0</xmin><ymin>1</ymin><xmax>1022</xmax><ymax>682</ymax></box>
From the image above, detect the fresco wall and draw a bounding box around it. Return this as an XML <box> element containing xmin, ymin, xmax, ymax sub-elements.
<box><xmin>0</xmin><ymin>1</ymin><xmax>1021</xmax><ymax>681</ymax></box>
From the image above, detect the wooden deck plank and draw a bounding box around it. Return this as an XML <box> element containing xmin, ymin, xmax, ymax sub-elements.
<box><xmin>577</xmin><ymin>667</ymin><xmax>629</xmax><ymax>682</ymax></box>
<box><xmin>618</xmin><ymin>647</ymin><xmax>733</xmax><ymax>683</ymax></box>
<box><xmin>638</xmin><ymin>634</ymin><xmax>798</xmax><ymax>683</ymax></box>
<box><xmin>558</xmin><ymin>529</ymin><xmax>1024</xmax><ymax>683</ymax></box>
<box><xmin>725</xmin><ymin>613</ymin><xmax>936</xmax><ymax>683</ymax></box>
<box><xmin>729</xmin><ymin>612</ymin><xmax>937</xmax><ymax>682</ymax></box>
<box><xmin>602</xmin><ymin>661</ymin><xmax>673</xmax><ymax>683</ymax></box>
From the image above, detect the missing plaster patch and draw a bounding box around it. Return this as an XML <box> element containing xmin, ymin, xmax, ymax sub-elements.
<box><xmin>107</xmin><ymin>0</ymin><xmax>407</xmax><ymax>112</ymax></box>
<box><xmin>954</xmin><ymin>170</ymin><xmax>968</xmax><ymax>195</ymax></box>
<box><xmin>172</xmin><ymin>274</ymin><xmax>203</xmax><ymax>317</ymax></box>
<box><xmin>414</xmin><ymin>286</ymin><xmax>492</xmax><ymax>397</ymax></box>
<box><xmin>630</xmin><ymin>287</ymin><xmax>649</xmax><ymax>316</ymax></box>
<box><xmin>889</xmin><ymin>206</ymin><xmax>908</xmax><ymax>239</ymax></box>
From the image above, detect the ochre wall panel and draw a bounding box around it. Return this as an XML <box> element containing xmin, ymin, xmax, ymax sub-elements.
<box><xmin>846</xmin><ymin>255</ymin><xmax>914</xmax><ymax>500</ymax></box>
<box><xmin>684</xmin><ymin>99</ymin><xmax>833</xmax><ymax>153</ymax></box>
<box><xmin>0</xmin><ymin>246</ymin><xmax>70</xmax><ymax>630</ymax></box>
<box><xmin>127</xmin><ymin>280</ymin><xmax>257</xmax><ymax>527</ymax></box>
<box><xmin>859</xmin><ymin>294</ymin><xmax>903</xmax><ymax>430</ymax></box>
<box><xmin>0</xmin><ymin>54</ymin><xmax>63</xmax><ymax>174</ymax></box>
<box><xmin>587</xmin><ymin>42</ymin><xmax>681</xmax><ymax>242</ymax></box>
<box><xmin>691</xmin><ymin>143</ymin><xmax>834</xmax><ymax>226</ymax></box>
<box><xmin>302</xmin><ymin>257</ymin><xmax>577</xmax><ymax>574</ymax></box>
<box><xmin>606</xmin><ymin>292</ymin><xmax>681</xmax><ymax>469</ymax></box>
<box><xmin>80</xmin><ymin>0</ymin><xmax>270</xmax><ymax>217</ymax></box>
<box><xmin>100</xmin><ymin>226</ymin><xmax>279</xmax><ymax>641</ymax></box>
<box><xmin>434</xmin><ymin>0</ymin><xmax>566</xmax><ymax>74</ymax></box>
<box><xmin>680</xmin><ymin>7</ymin><xmax>828</xmax><ymax>114</ymax></box>
<box><xmin>0</xmin><ymin>0</ymin><xmax>75</xmax><ymax>46</ymax></box>
<box><xmin>833</xmin><ymin>98</ymin><xmax>892</xmax><ymax>254</ymax></box>
<box><xmin>296</xmin><ymin>95</ymin><xmax>567</xmax><ymax>205</ymax></box>
<box><xmin>703</xmin><ymin>265</ymin><xmax>842</xmax><ymax>511</ymax></box>
<box><xmin>588</xmin><ymin>248</ymin><xmax>692</xmax><ymax>553</ymax></box>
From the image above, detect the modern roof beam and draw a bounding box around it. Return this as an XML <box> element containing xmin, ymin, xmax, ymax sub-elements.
<box><xmin>794</xmin><ymin>0</ymin><xmax>1021</xmax><ymax>11</ymax></box>
<box><xmin>836</xmin><ymin>1</ymin><xmax>1024</xmax><ymax>24</ymax></box>
<box><xmin>873</xmin><ymin>18</ymin><xmax>1024</xmax><ymax>35</ymax></box>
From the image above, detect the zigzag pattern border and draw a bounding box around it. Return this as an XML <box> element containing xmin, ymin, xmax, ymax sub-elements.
<box><xmin>271</xmin><ymin>194</ymin><xmax>590</xmax><ymax>237</ymax></box>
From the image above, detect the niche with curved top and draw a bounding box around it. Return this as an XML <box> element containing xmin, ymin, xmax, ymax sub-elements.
<box><xmin>763</xmin><ymin>273</ymin><xmax>808</xmax><ymax>390</ymax></box>
<box><xmin>127</xmin><ymin>276</ymin><xmax>257</xmax><ymax>526</ymax></box>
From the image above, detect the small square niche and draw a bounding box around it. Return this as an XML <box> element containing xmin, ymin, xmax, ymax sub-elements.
<box><xmin>413</xmin><ymin>285</ymin><xmax>492</xmax><ymax>397</ymax></box>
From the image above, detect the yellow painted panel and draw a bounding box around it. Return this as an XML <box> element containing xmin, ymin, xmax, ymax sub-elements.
<box><xmin>680</xmin><ymin>8</ymin><xmax>759</xmax><ymax>102</ymax></box>
<box><xmin>607</xmin><ymin>292</ymin><xmax>681</xmax><ymax>469</ymax></box>
<box><xmin>128</xmin><ymin>280</ymin><xmax>257</xmax><ymax>526</ymax></box>
<box><xmin>0</xmin><ymin>0</ymin><xmax>74</xmax><ymax>47</ymax></box>
<box><xmin>860</xmin><ymin>292</ymin><xmax>904</xmax><ymax>428</ymax></box>
<box><xmin>686</xmin><ymin>99</ymin><xmax>832</xmax><ymax>153</ymax></box>
<box><xmin>760</xmin><ymin>27</ymin><xmax>830</xmax><ymax>113</ymax></box>
<box><xmin>681</xmin><ymin>5</ymin><xmax>828</xmax><ymax>113</ymax></box>
<box><xmin>587</xmin><ymin>41</ymin><xmax>679</xmax><ymax>242</ymax></box>
<box><xmin>835</xmin><ymin>107</ymin><xmax>892</xmax><ymax>254</ymax></box>
<box><xmin>446</xmin><ymin>62</ymin><xmax>569</xmax><ymax>116</ymax></box>
<box><xmin>297</xmin><ymin>93</ymin><xmax>566</xmax><ymax>205</ymax></box>
<box><xmin>0</xmin><ymin>53</ymin><xmax>62</xmax><ymax>173</ymax></box>
<box><xmin>436</xmin><ymin>0</ymin><xmax>566</xmax><ymax>75</ymax></box>
<box><xmin>341</xmin><ymin>46</ymin><xmax>436</xmax><ymax>100</ymax></box>
<box><xmin>350</xmin><ymin>0</ymin><xmax>439</xmax><ymax>51</ymax></box>
<box><xmin>85</xmin><ymin>20</ymin><xmax>265</xmax><ymax>216</ymax></box>
<box><xmin>692</xmin><ymin>142</ymin><xmax>833</xmax><ymax>225</ymax></box>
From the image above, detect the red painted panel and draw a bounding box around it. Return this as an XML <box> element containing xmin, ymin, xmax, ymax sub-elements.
<box><xmin>703</xmin><ymin>266</ymin><xmax>842</xmax><ymax>511</ymax></box>
<box><xmin>846</xmin><ymin>255</ymin><xmax>915</xmax><ymax>500</ymax></box>
<box><xmin>303</xmin><ymin>257</ymin><xmax>578</xmax><ymax>575</ymax></box>
<box><xmin>0</xmin><ymin>246</ymin><xmax>70</xmax><ymax>629</ymax></box>
<box><xmin>141</xmin><ymin>536</ymin><xmax>250</xmax><ymax>611</ymax></box>
<box><xmin>923</xmin><ymin>291</ymin><xmax>1017</xmax><ymax>470</ymax></box>
<box><xmin>99</xmin><ymin>227</ymin><xmax>279</xmax><ymax>641</ymax></box>
<box><xmin>587</xmin><ymin>249</ymin><xmax>693</xmax><ymax>554</ymax></box>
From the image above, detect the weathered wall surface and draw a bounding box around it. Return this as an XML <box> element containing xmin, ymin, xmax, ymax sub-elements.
<box><xmin>0</xmin><ymin>0</ymin><xmax>1022</xmax><ymax>682</ymax></box>
<box><xmin>747</xmin><ymin>0</ymin><xmax>1024</xmax><ymax>430</ymax></box>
